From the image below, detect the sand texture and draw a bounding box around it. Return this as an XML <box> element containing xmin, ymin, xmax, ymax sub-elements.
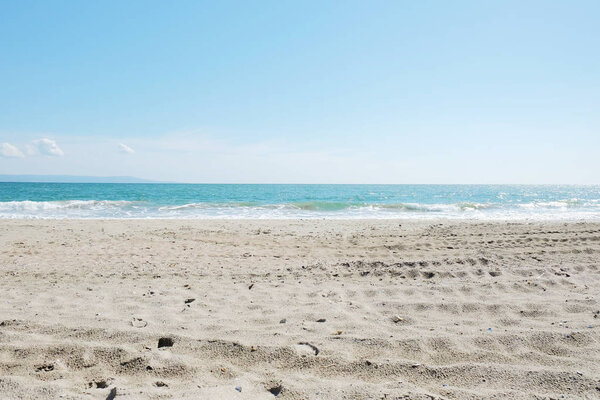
<box><xmin>0</xmin><ymin>219</ymin><xmax>599</xmax><ymax>399</ymax></box>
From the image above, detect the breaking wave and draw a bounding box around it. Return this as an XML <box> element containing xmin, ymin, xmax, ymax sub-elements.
<box><xmin>1</xmin><ymin>198</ymin><xmax>599</xmax><ymax>220</ymax></box>
<box><xmin>0</xmin><ymin>200</ymin><xmax>136</xmax><ymax>211</ymax></box>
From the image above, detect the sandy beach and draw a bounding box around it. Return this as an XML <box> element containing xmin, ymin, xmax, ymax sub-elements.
<box><xmin>0</xmin><ymin>219</ymin><xmax>599</xmax><ymax>399</ymax></box>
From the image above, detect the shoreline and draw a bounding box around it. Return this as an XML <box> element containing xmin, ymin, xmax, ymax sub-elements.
<box><xmin>1</xmin><ymin>216</ymin><xmax>599</xmax><ymax>221</ymax></box>
<box><xmin>1</xmin><ymin>219</ymin><xmax>599</xmax><ymax>399</ymax></box>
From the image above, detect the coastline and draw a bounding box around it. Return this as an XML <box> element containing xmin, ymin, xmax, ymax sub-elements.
<box><xmin>2</xmin><ymin>183</ymin><xmax>599</xmax><ymax>220</ymax></box>
<box><xmin>1</xmin><ymin>219</ymin><xmax>599</xmax><ymax>399</ymax></box>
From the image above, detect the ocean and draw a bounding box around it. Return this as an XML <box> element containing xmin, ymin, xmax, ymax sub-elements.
<box><xmin>0</xmin><ymin>183</ymin><xmax>599</xmax><ymax>220</ymax></box>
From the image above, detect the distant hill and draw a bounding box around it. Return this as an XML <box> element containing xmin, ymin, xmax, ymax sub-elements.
<box><xmin>0</xmin><ymin>175</ymin><xmax>161</xmax><ymax>183</ymax></box>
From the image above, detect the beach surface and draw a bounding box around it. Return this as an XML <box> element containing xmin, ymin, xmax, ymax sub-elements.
<box><xmin>0</xmin><ymin>219</ymin><xmax>599</xmax><ymax>399</ymax></box>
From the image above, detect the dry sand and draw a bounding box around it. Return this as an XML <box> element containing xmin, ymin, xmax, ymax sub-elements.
<box><xmin>0</xmin><ymin>219</ymin><xmax>599</xmax><ymax>399</ymax></box>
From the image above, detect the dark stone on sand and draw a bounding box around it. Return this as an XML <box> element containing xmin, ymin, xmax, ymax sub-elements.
<box><xmin>268</xmin><ymin>384</ymin><xmax>283</xmax><ymax>396</ymax></box>
<box><xmin>280</xmin><ymin>318</ymin><xmax>287</xmax><ymax>324</ymax></box>
<box><xmin>316</xmin><ymin>318</ymin><xmax>326</xmax><ymax>323</ymax></box>
<box><xmin>185</xmin><ymin>298</ymin><xmax>195</xmax><ymax>304</ymax></box>
<box><xmin>95</xmin><ymin>380</ymin><xmax>109</xmax><ymax>389</ymax></box>
<box><xmin>158</xmin><ymin>337</ymin><xmax>174</xmax><ymax>348</ymax></box>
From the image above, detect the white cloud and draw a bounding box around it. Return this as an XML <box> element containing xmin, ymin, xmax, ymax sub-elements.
<box><xmin>118</xmin><ymin>143</ymin><xmax>135</xmax><ymax>154</ymax></box>
<box><xmin>0</xmin><ymin>142</ymin><xmax>25</xmax><ymax>158</ymax></box>
<box><xmin>31</xmin><ymin>138</ymin><xmax>64</xmax><ymax>156</ymax></box>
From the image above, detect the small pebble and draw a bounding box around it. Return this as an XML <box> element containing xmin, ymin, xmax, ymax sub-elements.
<box><xmin>158</xmin><ymin>337</ymin><xmax>174</xmax><ymax>348</ymax></box>
<box><xmin>268</xmin><ymin>384</ymin><xmax>283</xmax><ymax>396</ymax></box>
<box><xmin>235</xmin><ymin>386</ymin><xmax>242</xmax><ymax>392</ymax></box>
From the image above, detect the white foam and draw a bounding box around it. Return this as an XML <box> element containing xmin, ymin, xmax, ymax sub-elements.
<box><xmin>0</xmin><ymin>199</ymin><xmax>599</xmax><ymax>220</ymax></box>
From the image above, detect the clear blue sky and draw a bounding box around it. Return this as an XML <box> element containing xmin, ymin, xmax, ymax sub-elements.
<box><xmin>1</xmin><ymin>0</ymin><xmax>599</xmax><ymax>183</ymax></box>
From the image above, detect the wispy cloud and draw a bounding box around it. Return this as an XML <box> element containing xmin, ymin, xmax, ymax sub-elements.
<box><xmin>30</xmin><ymin>138</ymin><xmax>64</xmax><ymax>156</ymax></box>
<box><xmin>0</xmin><ymin>142</ymin><xmax>25</xmax><ymax>158</ymax></box>
<box><xmin>118</xmin><ymin>143</ymin><xmax>135</xmax><ymax>154</ymax></box>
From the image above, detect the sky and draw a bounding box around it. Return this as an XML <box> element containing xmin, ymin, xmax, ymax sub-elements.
<box><xmin>1</xmin><ymin>0</ymin><xmax>599</xmax><ymax>184</ymax></box>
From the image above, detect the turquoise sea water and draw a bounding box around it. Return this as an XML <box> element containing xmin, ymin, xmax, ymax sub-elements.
<box><xmin>1</xmin><ymin>183</ymin><xmax>599</xmax><ymax>220</ymax></box>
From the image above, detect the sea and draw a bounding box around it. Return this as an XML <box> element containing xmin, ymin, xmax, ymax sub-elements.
<box><xmin>0</xmin><ymin>183</ymin><xmax>599</xmax><ymax>220</ymax></box>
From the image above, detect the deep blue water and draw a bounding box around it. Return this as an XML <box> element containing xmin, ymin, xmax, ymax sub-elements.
<box><xmin>1</xmin><ymin>183</ymin><xmax>599</xmax><ymax>219</ymax></box>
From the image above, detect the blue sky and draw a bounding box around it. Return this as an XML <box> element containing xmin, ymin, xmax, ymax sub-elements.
<box><xmin>1</xmin><ymin>0</ymin><xmax>599</xmax><ymax>183</ymax></box>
